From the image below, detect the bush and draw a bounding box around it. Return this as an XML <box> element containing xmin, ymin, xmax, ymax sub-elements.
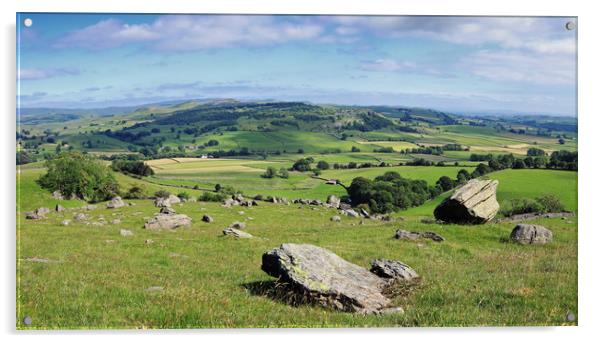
<box><xmin>262</xmin><ymin>166</ymin><xmax>277</xmax><ymax>178</ymax></box>
<box><xmin>347</xmin><ymin>171</ymin><xmax>440</xmax><ymax>213</ymax></box>
<box><xmin>38</xmin><ymin>152</ymin><xmax>119</xmax><ymax>202</ymax></box>
<box><xmin>436</xmin><ymin>176</ymin><xmax>454</xmax><ymax>191</ymax></box>
<box><xmin>316</xmin><ymin>161</ymin><xmax>330</xmax><ymax>170</ymax></box>
<box><xmin>111</xmin><ymin>159</ymin><xmax>154</xmax><ymax>176</ymax></box>
<box><xmin>199</xmin><ymin>191</ymin><xmax>226</xmax><ymax>202</ymax></box>
<box><xmin>278</xmin><ymin>168</ymin><xmax>289</xmax><ymax>179</ymax></box>
<box><xmin>177</xmin><ymin>192</ymin><xmax>190</xmax><ymax>201</ymax></box>
<box><xmin>124</xmin><ymin>185</ymin><xmax>148</xmax><ymax>199</ymax></box>
<box><xmin>500</xmin><ymin>194</ymin><xmax>566</xmax><ymax>217</ymax></box>
<box><xmin>154</xmin><ymin>190</ymin><xmax>171</xmax><ymax>198</ymax></box>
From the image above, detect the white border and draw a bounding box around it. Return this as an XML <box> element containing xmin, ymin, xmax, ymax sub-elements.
<box><xmin>2</xmin><ymin>1</ymin><xmax>600</xmax><ymax>342</ymax></box>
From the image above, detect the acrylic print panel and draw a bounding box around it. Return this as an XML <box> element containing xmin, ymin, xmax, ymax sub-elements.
<box><xmin>16</xmin><ymin>13</ymin><xmax>577</xmax><ymax>329</ymax></box>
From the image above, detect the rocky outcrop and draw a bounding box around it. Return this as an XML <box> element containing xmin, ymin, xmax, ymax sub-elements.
<box><xmin>394</xmin><ymin>229</ymin><xmax>445</xmax><ymax>242</ymax></box>
<box><xmin>370</xmin><ymin>259</ymin><xmax>419</xmax><ymax>281</ymax></box>
<box><xmin>510</xmin><ymin>224</ymin><xmax>553</xmax><ymax>245</ymax></box>
<box><xmin>261</xmin><ymin>243</ymin><xmax>392</xmax><ymax>313</ymax></box>
<box><xmin>144</xmin><ymin>214</ymin><xmax>192</xmax><ymax>231</ymax></box>
<box><xmin>434</xmin><ymin>179</ymin><xmax>499</xmax><ymax>224</ymax></box>
<box><xmin>106</xmin><ymin>196</ymin><xmax>125</xmax><ymax>209</ymax></box>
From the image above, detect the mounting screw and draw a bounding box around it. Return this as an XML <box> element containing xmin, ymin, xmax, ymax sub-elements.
<box><xmin>23</xmin><ymin>316</ymin><xmax>32</xmax><ymax>325</ymax></box>
<box><xmin>23</xmin><ymin>18</ymin><xmax>33</xmax><ymax>27</ymax></box>
<box><xmin>565</xmin><ymin>21</ymin><xmax>576</xmax><ymax>31</ymax></box>
<box><xmin>567</xmin><ymin>312</ymin><xmax>576</xmax><ymax>321</ymax></box>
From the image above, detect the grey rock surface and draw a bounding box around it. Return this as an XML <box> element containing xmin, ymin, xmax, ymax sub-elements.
<box><xmin>261</xmin><ymin>243</ymin><xmax>391</xmax><ymax>313</ymax></box>
<box><xmin>370</xmin><ymin>259</ymin><xmax>419</xmax><ymax>281</ymax></box>
<box><xmin>106</xmin><ymin>196</ymin><xmax>125</xmax><ymax>209</ymax></box>
<box><xmin>434</xmin><ymin>179</ymin><xmax>499</xmax><ymax>224</ymax></box>
<box><xmin>510</xmin><ymin>224</ymin><xmax>553</xmax><ymax>245</ymax></box>
<box><xmin>144</xmin><ymin>214</ymin><xmax>192</xmax><ymax>231</ymax></box>
<box><xmin>223</xmin><ymin>227</ymin><xmax>253</xmax><ymax>238</ymax></box>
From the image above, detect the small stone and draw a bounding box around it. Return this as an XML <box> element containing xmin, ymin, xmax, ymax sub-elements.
<box><xmin>223</xmin><ymin>227</ymin><xmax>253</xmax><ymax>239</ymax></box>
<box><xmin>120</xmin><ymin>229</ymin><xmax>134</xmax><ymax>237</ymax></box>
<box><xmin>61</xmin><ymin>220</ymin><xmax>70</xmax><ymax>226</ymax></box>
<box><xmin>145</xmin><ymin>239</ymin><xmax>154</xmax><ymax>245</ymax></box>
<box><xmin>55</xmin><ymin>204</ymin><xmax>65</xmax><ymax>212</ymax></box>
<box><xmin>370</xmin><ymin>259</ymin><xmax>419</xmax><ymax>281</ymax></box>
<box><xmin>202</xmin><ymin>214</ymin><xmax>214</xmax><ymax>223</ymax></box>
<box><xmin>230</xmin><ymin>221</ymin><xmax>246</xmax><ymax>230</ymax></box>
<box><xmin>330</xmin><ymin>215</ymin><xmax>341</xmax><ymax>222</ymax></box>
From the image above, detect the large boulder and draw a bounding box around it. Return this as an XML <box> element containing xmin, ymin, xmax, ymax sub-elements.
<box><xmin>106</xmin><ymin>196</ymin><xmax>125</xmax><ymax>209</ymax></box>
<box><xmin>261</xmin><ymin>243</ymin><xmax>391</xmax><ymax>313</ymax></box>
<box><xmin>370</xmin><ymin>259</ymin><xmax>419</xmax><ymax>281</ymax></box>
<box><xmin>144</xmin><ymin>214</ymin><xmax>192</xmax><ymax>231</ymax></box>
<box><xmin>434</xmin><ymin>179</ymin><xmax>499</xmax><ymax>224</ymax></box>
<box><xmin>510</xmin><ymin>224</ymin><xmax>553</xmax><ymax>245</ymax></box>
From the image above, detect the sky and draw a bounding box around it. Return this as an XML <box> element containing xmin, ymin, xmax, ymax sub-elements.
<box><xmin>17</xmin><ymin>13</ymin><xmax>577</xmax><ymax>116</ymax></box>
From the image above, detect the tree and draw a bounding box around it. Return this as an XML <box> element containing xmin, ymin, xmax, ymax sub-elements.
<box><xmin>512</xmin><ymin>159</ymin><xmax>526</xmax><ymax>169</ymax></box>
<box><xmin>436</xmin><ymin>176</ymin><xmax>454</xmax><ymax>191</ymax></box>
<box><xmin>558</xmin><ymin>138</ymin><xmax>566</xmax><ymax>145</ymax></box>
<box><xmin>16</xmin><ymin>151</ymin><xmax>32</xmax><ymax>165</ymax></box>
<box><xmin>38</xmin><ymin>152</ymin><xmax>119</xmax><ymax>202</ymax></box>
<box><xmin>316</xmin><ymin>160</ymin><xmax>330</xmax><ymax>170</ymax></box>
<box><xmin>278</xmin><ymin>167</ymin><xmax>289</xmax><ymax>179</ymax></box>
<box><xmin>292</xmin><ymin>158</ymin><xmax>312</xmax><ymax>172</ymax></box>
<box><xmin>456</xmin><ymin>169</ymin><xmax>471</xmax><ymax>184</ymax></box>
<box><xmin>527</xmin><ymin>148</ymin><xmax>546</xmax><ymax>156</ymax></box>
<box><xmin>262</xmin><ymin>166</ymin><xmax>277</xmax><ymax>178</ymax></box>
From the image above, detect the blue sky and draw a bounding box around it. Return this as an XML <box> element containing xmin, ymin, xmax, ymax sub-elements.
<box><xmin>17</xmin><ymin>14</ymin><xmax>577</xmax><ymax>115</ymax></box>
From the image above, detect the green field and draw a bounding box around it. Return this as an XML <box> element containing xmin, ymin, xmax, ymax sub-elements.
<box><xmin>17</xmin><ymin>165</ymin><xmax>577</xmax><ymax>328</ymax></box>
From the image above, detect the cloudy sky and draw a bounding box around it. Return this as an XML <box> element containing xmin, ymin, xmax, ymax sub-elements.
<box><xmin>17</xmin><ymin>14</ymin><xmax>577</xmax><ymax>115</ymax></box>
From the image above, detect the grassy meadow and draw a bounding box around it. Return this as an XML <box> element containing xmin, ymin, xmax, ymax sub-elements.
<box><xmin>17</xmin><ymin>162</ymin><xmax>578</xmax><ymax>328</ymax></box>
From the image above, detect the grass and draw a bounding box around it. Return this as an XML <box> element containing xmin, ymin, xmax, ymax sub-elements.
<box><xmin>16</xmin><ymin>166</ymin><xmax>577</xmax><ymax>328</ymax></box>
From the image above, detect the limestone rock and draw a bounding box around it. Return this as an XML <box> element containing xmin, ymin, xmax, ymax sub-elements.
<box><xmin>370</xmin><ymin>259</ymin><xmax>419</xmax><ymax>281</ymax></box>
<box><xmin>223</xmin><ymin>227</ymin><xmax>253</xmax><ymax>239</ymax></box>
<box><xmin>25</xmin><ymin>207</ymin><xmax>49</xmax><ymax>219</ymax></box>
<box><xmin>144</xmin><ymin>214</ymin><xmax>192</xmax><ymax>231</ymax></box>
<box><xmin>326</xmin><ymin>195</ymin><xmax>341</xmax><ymax>208</ymax></box>
<box><xmin>73</xmin><ymin>213</ymin><xmax>88</xmax><ymax>221</ymax></box>
<box><xmin>434</xmin><ymin>179</ymin><xmax>499</xmax><ymax>224</ymax></box>
<box><xmin>159</xmin><ymin>206</ymin><xmax>176</xmax><ymax>215</ymax></box>
<box><xmin>510</xmin><ymin>224</ymin><xmax>553</xmax><ymax>245</ymax></box>
<box><xmin>394</xmin><ymin>229</ymin><xmax>445</xmax><ymax>242</ymax></box>
<box><xmin>261</xmin><ymin>243</ymin><xmax>391</xmax><ymax>313</ymax></box>
<box><xmin>120</xmin><ymin>229</ymin><xmax>134</xmax><ymax>237</ymax></box>
<box><xmin>167</xmin><ymin>194</ymin><xmax>181</xmax><ymax>205</ymax></box>
<box><xmin>106</xmin><ymin>196</ymin><xmax>125</xmax><ymax>209</ymax></box>
<box><xmin>230</xmin><ymin>221</ymin><xmax>246</xmax><ymax>230</ymax></box>
<box><xmin>55</xmin><ymin>204</ymin><xmax>66</xmax><ymax>212</ymax></box>
<box><xmin>330</xmin><ymin>215</ymin><xmax>341</xmax><ymax>222</ymax></box>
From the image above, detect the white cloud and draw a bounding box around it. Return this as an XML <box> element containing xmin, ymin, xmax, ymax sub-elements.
<box><xmin>56</xmin><ymin>15</ymin><xmax>324</xmax><ymax>51</ymax></box>
<box><xmin>463</xmin><ymin>49</ymin><xmax>575</xmax><ymax>85</ymax></box>
<box><xmin>19</xmin><ymin>67</ymin><xmax>80</xmax><ymax>80</ymax></box>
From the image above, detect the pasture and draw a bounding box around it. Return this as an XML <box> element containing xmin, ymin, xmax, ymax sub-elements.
<box><xmin>17</xmin><ymin>165</ymin><xmax>578</xmax><ymax>328</ymax></box>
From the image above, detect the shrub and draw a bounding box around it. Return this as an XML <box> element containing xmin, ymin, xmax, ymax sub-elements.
<box><xmin>316</xmin><ymin>161</ymin><xmax>330</xmax><ymax>170</ymax></box>
<box><xmin>262</xmin><ymin>166</ymin><xmax>277</xmax><ymax>178</ymax></box>
<box><xmin>177</xmin><ymin>192</ymin><xmax>190</xmax><ymax>201</ymax></box>
<box><xmin>199</xmin><ymin>191</ymin><xmax>226</xmax><ymax>202</ymax></box>
<box><xmin>124</xmin><ymin>185</ymin><xmax>148</xmax><ymax>199</ymax></box>
<box><xmin>535</xmin><ymin>194</ymin><xmax>566</xmax><ymax>213</ymax></box>
<box><xmin>111</xmin><ymin>159</ymin><xmax>154</xmax><ymax>176</ymax></box>
<box><xmin>278</xmin><ymin>168</ymin><xmax>289</xmax><ymax>179</ymax></box>
<box><xmin>38</xmin><ymin>152</ymin><xmax>119</xmax><ymax>202</ymax></box>
<box><xmin>436</xmin><ymin>176</ymin><xmax>455</xmax><ymax>191</ymax></box>
<box><xmin>500</xmin><ymin>194</ymin><xmax>566</xmax><ymax>217</ymax></box>
<box><xmin>253</xmin><ymin>194</ymin><xmax>264</xmax><ymax>201</ymax></box>
<box><xmin>154</xmin><ymin>190</ymin><xmax>171</xmax><ymax>198</ymax></box>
